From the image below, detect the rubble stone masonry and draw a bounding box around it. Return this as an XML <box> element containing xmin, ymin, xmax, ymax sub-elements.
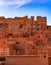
<box><xmin>0</xmin><ymin>16</ymin><xmax>51</xmax><ymax>65</ymax></box>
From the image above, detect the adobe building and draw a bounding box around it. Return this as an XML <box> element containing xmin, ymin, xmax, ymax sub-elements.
<box><xmin>0</xmin><ymin>16</ymin><xmax>51</xmax><ymax>65</ymax></box>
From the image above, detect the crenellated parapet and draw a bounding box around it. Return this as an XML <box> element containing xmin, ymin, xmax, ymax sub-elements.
<box><xmin>0</xmin><ymin>16</ymin><xmax>50</xmax><ymax>32</ymax></box>
<box><xmin>0</xmin><ymin>16</ymin><xmax>47</xmax><ymax>23</ymax></box>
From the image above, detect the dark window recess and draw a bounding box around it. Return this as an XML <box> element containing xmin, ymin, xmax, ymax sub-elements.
<box><xmin>24</xmin><ymin>41</ymin><xmax>25</xmax><ymax>43</ymax></box>
<box><xmin>0</xmin><ymin>57</ymin><xmax>6</xmax><ymax>61</ymax></box>
<box><xmin>8</xmin><ymin>33</ymin><xmax>12</xmax><ymax>36</ymax></box>
<box><xmin>31</xmin><ymin>28</ymin><xmax>33</xmax><ymax>30</ymax></box>
<box><xmin>46</xmin><ymin>35</ymin><xmax>48</xmax><ymax>38</ymax></box>
<box><xmin>38</xmin><ymin>36</ymin><xmax>40</xmax><ymax>38</ymax></box>
<box><xmin>3</xmin><ymin>41</ymin><xmax>6</xmax><ymax>44</ymax></box>
<box><xmin>47</xmin><ymin>26</ymin><xmax>48</xmax><ymax>29</ymax></box>
<box><xmin>41</xmin><ymin>40</ymin><xmax>43</xmax><ymax>42</ymax></box>
<box><xmin>19</xmin><ymin>24</ymin><xmax>23</xmax><ymax>28</ymax></box>
<box><xmin>37</xmin><ymin>28</ymin><xmax>39</xmax><ymax>30</ymax></box>
<box><xmin>7</xmin><ymin>33</ymin><xmax>13</xmax><ymax>37</ymax></box>
<box><xmin>35</xmin><ymin>42</ymin><xmax>40</xmax><ymax>46</ymax></box>
<box><xmin>31</xmin><ymin>24</ymin><xmax>33</xmax><ymax>26</ymax></box>
<box><xmin>23</xmin><ymin>33</ymin><xmax>29</xmax><ymax>37</ymax></box>
<box><xmin>44</xmin><ymin>55</ymin><xmax>46</xmax><ymax>58</ymax></box>
<box><xmin>16</xmin><ymin>42</ymin><xmax>20</xmax><ymax>44</ymax></box>
<box><xmin>37</xmin><ymin>24</ymin><xmax>40</xmax><ymax>26</ymax></box>
<box><xmin>24</xmin><ymin>28</ymin><xmax>25</xmax><ymax>29</ymax></box>
<box><xmin>0</xmin><ymin>23</ymin><xmax>3</xmax><ymax>28</ymax></box>
<box><xmin>4</xmin><ymin>35</ymin><xmax>8</xmax><ymax>38</ymax></box>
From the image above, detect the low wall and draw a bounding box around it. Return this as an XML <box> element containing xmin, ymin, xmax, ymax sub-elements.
<box><xmin>48</xmin><ymin>56</ymin><xmax>51</xmax><ymax>65</ymax></box>
<box><xmin>5</xmin><ymin>55</ymin><xmax>48</xmax><ymax>65</ymax></box>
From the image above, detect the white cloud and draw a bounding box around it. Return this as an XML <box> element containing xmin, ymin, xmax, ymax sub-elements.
<box><xmin>0</xmin><ymin>0</ymin><xmax>50</xmax><ymax>8</ymax></box>
<box><xmin>0</xmin><ymin>0</ymin><xmax>32</xmax><ymax>8</ymax></box>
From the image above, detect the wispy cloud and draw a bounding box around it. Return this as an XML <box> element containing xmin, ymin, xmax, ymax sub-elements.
<box><xmin>0</xmin><ymin>0</ymin><xmax>32</xmax><ymax>8</ymax></box>
<box><xmin>0</xmin><ymin>0</ymin><xmax>50</xmax><ymax>8</ymax></box>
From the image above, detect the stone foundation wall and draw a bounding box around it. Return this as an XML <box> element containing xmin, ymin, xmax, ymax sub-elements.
<box><xmin>5</xmin><ymin>55</ymin><xmax>48</xmax><ymax>65</ymax></box>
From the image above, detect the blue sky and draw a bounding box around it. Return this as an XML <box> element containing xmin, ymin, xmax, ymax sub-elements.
<box><xmin>0</xmin><ymin>0</ymin><xmax>51</xmax><ymax>25</ymax></box>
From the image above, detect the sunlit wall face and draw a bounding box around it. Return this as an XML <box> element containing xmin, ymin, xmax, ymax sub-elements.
<box><xmin>0</xmin><ymin>0</ymin><xmax>51</xmax><ymax>25</ymax></box>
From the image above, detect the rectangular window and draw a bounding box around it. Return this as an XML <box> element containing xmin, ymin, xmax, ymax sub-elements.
<box><xmin>0</xmin><ymin>23</ymin><xmax>3</xmax><ymax>28</ymax></box>
<box><xmin>19</xmin><ymin>24</ymin><xmax>23</xmax><ymax>28</ymax></box>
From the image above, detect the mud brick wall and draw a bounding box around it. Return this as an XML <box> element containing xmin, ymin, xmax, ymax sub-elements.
<box><xmin>5</xmin><ymin>55</ymin><xmax>48</xmax><ymax>65</ymax></box>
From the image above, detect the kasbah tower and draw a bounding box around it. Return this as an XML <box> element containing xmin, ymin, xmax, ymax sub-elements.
<box><xmin>0</xmin><ymin>16</ymin><xmax>51</xmax><ymax>65</ymax></box>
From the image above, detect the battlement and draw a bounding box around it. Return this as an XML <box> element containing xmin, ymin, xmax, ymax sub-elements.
<box><xmin>0</xmin><ymin>16</ymin><xmax>47</xmax><ymax>22</ymax></box>
<box><xmin>0</xmin><ymin>16</ymin><xmax>49</xmax><ymax>31</ymax></box>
